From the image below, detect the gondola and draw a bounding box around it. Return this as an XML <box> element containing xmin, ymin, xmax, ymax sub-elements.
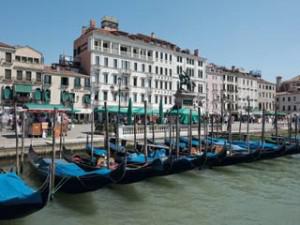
<box><xmin>149</xmin><ymin>138</ymin><xmax>206</xmax><ymax>173</ymax></box>
<box><xmin>86</xmin><ymin>141</ymin><xmax>168</xmax><ymax>184</ymax></box>
<box><xmin>28</xmin><ymin>145</ymin><xmax>122</xmax><ymax>193</ymax></box>
<box><xmin>0</xmin><ymin>168</ymin><xmax>50</xmax><ymax>220</ymax></box>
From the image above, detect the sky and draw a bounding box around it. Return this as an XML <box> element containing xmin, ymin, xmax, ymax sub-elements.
<box><xmin>0</xmin><ymin>0</ymin><xmax>299</xmax><ymax>82</ymax></box>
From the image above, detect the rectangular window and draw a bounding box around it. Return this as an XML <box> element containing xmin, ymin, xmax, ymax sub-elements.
<box><xmin>15</xmin><ymin>56</ymin><xmax>21</xmax><ymax>62</ymax></box>
<box><xmin>142</xmin><ymin>64</ymin><xmax>145</xmax><ymax>72</ymax></box>
<box><xmin>84</xmin><ymin>78</ymin><xmax>90</xmax><ymax>87</ymax></box>
<box><xmin>104</xmin><ymin>57</ymin><xmax>108</xmax><ymax>67</ymax></box>
<box><xmin>169</xmin><ymin>96</ymin><xmax>172</xmax><ymax>104</ymax></box>
<box><xmin>34</xmin><ymin>58</ymin><xmax>39</xmax><ymax>64</ymax></box>
<box><xmin>165</xmin><ymin>81</ymin><xmax>168</xmax><ymax>89</ymax></box>
<box><xmin>155</xmin><ymin>66</ymin><xmax>158</xmax><ymax>74</ymax></box>
<box><xmin>103</xmin><ymin>91</ymin><xmax>108</xmax><ymax>101</ymax></box>
<box><xmin>141</xmin><ymin>94</ymin><xmax>145</xmax><ymax>102</ymax></box>
<box><xmin>198</xmin><ymin>70</ymin><xmax>203</xmax><ymax>78</ymax></box>
<box><xmin>61</xmin><ymin>77</ymin><xmax>68</xmax><ymax>86</ymax></box>
<box><xmin>5</xmin><ymin>69</ymin><xmax>11</xmax><ymax>80</ymax></box>
<box><xmin>124</xmin><ymin>76</ymin><xmax>128</xmax><ymax>86</ymax></box>
<box><xmin>165</xmin><ymin>68</ymin><xmax>168</xmax><ymax>76</ymax></box>
<box><xmin>17</xmin><ymin>70</ymin><xmax>23</xmax><ymax>80</ymax></box>
<box><xmin>148</xmin><ymin>95</ymin><xmax>151</xmax><ymax>103</ymax></box>
<box><xmin>155</xmin><ymin>80</ymin><xmax>158</xmax><ymax>89</ymax></box>
<box><xmin>169</xmin><ymin>82</ymin><xmax>172</xmax><ymax>90</ymax></box>
<box><xmin>155</xmin><ymin>95</ymin><xmax>158</xmax><ymax>103</ymax></box>
<box><xmin>141</xmin><ymin>78</ymin><xmax>145</xmax><ymax>87</ymax></box>
<box><xmin>5</xmin><ymin>52</ymin><xmax>12</xmax><ymax>63</ymax></box>
<box><xmin>148</xmin><ymin>79</ymin><xmax>152</xmax><ymax>88</ymax></box>
<box><xmin>26</xmin><ymin>71</ymin><xmax>32</xmax><ymax>81</ymax></box>
<box><xmin>74</xmin><ymin>77</ymin><xmax>81</xmax><ymax>88</ymax></box>
<box><xmin>113</xmin><ymin>74</ymin><xmax>117</xmax><ymax>85</ymax></box>
<box><xmin>169</xmin><ymin>69</ymin><xmax>172</xmax><ymax>76</ymax></box>
<box><xmin>36</xmin><ymin>72</ymin><xmax>42</xmax><ymax>82</ymax></box>
<box><xmin>165</xmin><ymin>96</ymin><xmax>168</xmax><ymax>104</ymax></box>
<box><xmin>134</xmin><ymin>62</ymin><xmax>138</xmax><ymax>71</ymax></box>
<box><xmin>133</xmin><ymin>93</ymin><xmax>137</xmax><ymax>103</ymax></box>
<box><xmin>160</xmin><ymin>81</ymin><xmax>163</xmax><ymax>89</ymax></box>
<box><xmin>148</xmin><ymin>65</ymin><xmax>152</xmax><ymax>73</ymax></box>
<box><xmin>160</xmin><ymin>67</ymin><xmax>163</xmax><ymax>75</ymax></box>
<box><xmin>103</xmin><ymin>73</ymin><xmax>108</xmax><ymax>84</ymax></box>
<box><xmin>44</xmin><ymin>75</ymin><xmax>52</xmax><ymax>84</ymax></box>
<box><xmin>133</xmin><ymin>77</ymin><xmax>137</xmax><ymax>87</ymax></box>
<box><xmin>113</xmin><ymin>59</ymin><xmax>118</xmax><ymax>68</ymax></box>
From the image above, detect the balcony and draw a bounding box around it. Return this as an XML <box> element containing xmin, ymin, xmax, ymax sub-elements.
<box><xmin>120</xmin><ymin>51</ymin><xmax>131</xmax><ymax>57</ymax></box>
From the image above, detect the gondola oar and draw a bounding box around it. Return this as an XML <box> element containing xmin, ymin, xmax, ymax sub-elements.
<box><xmin>189</xmin><ymin>109</ymin><xmax>192</xmax><ymax>155</ymax></box>
<box><xmin>246</xmin><ymin>96</ymin><xmax>250</xmax><ymax>153</ymax></box>
<box><xmin>261</xmin><ymin>107</ymin><xmax>266</xmax><ymax>150</ymax></box>
<box><xmin>21</xmin><ymin>111</ymin><xmax>25</xmax><ymax>173</ymax></box>
<box><xmin>198</xmin><ymin>107</ymin><xmax>201</xmax><ymax>153</ymax></box>
<box><xmin>143</xmin><ymin>101</ymin><xmax>148</xmax><ymax>162</ymax></box>
<box><xmin>176</xmin><ymin>108</ymin><xmax>180</xmax><ymax>158</ymax></box>
<box><xmin>50</xmin><ymin>108</ymin><xmax>57</xmax><ymax>200</ymax></box>
<box><xmin>104</xmin><ymin>101</ymin><xmax>110</xmax><ymax>169</ymax></box>
<box><xmin>13</xmin><ymin>102</ymin><xmax>20</xmax><ymax>175</ymax></box>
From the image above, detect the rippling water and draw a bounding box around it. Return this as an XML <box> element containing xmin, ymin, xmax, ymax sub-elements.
<box><xmin>2</xmin><ymin>155</ymin><xmax>300</xmax><ymax>225</ymax></box>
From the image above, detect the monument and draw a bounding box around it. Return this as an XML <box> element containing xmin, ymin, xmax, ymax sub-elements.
<box><xmin>175</xmin><ymin>71</ymin><xmax>200</xmax><ymax>108</ymax></box>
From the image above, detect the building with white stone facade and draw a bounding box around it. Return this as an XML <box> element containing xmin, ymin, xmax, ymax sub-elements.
<box><xmin>73</xmin><ymin>17</ymin><xmax>207</xmax><ymax>111</ymax></box>
<box><xmin>0</xmin><ymin>42</ymin><xmax>44</xmax><ymax>107</ymax></box>
<box><xmin>257</xmin><ymin>78</ymin><xmax>275</xmax><ymax>111</ymax></box>
<box><xmin>276</xmin><ymin>75</ymin><xmax>300</xmax><ymax>115</ymax></box>
<box><xmin>206</xmin><ymin>64</ymin><xmax>276</xmax><ymax>116</ymax></box>
<box><xmin>206</xmin><ymin>64</ymin><xmax>223</xmax><ymax>115</ymax></box>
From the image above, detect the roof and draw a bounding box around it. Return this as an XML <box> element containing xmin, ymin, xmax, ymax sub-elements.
<box><xmin>0</xmin><ymin>41</ymin><xmax>14</xmax><ymax>49</ymax></box>
<box><xmin>257</xmin><ymin>78</ymin><xmax>275</xmax><ymax>85</ymax></box>
<box><xmin>76</xmin><ymin>26</ymin><xmax>203</xmax><ymax>59</ymax></box>
<box><xmin>43</xmin><ymin>65</ymin><xmax>89</xmax><ymax>77</ymax></box>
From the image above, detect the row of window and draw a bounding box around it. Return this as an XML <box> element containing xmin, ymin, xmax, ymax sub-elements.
<box><xmin>4</xmin><ymin>69</ymin><xmax>41</xmax><ymax>82</ymax></box>
<box><xmin>259</xmin><ymin>84</ymin><xmax>275</xmax><ymax>90</ymax></box>
<box><xmin>258</xmin><ymin>92</ymin><xmax>274</xmax><ymax>98</ymax></box>
<box><xmin>282</xmin><ymin>105</ymin><xmax>298</xmax><ymax>111</ymax></box>
<box><xmin>133</xmin><ymin>93</ymin><xmax>173</xmax><ymax>105</ymax></box>
<box><xmin>278</xmin><ymin>96</ymin><xmax>298</xmax><ymax>102</ymax></box>
<box><xmin>4</xmin><ymin>52</ymin><xmax>40</xmax><ymax>64</ymax></box>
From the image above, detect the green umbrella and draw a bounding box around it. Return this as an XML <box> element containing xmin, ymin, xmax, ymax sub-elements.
<box><xmin>127</xmin><ymin>98</ymin><xmax>132</xmax><ymax>125</ymax></box>
<box><xmin>159</xmin><ymin>98</ymin><xmax>164</xmax><ymax>124</ymax></box>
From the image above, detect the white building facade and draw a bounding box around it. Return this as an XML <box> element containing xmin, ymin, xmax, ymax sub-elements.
<box><xmin>73</xmin><ymin>17</ymin><xmax>207</xmax><ymax>111</ymax></box>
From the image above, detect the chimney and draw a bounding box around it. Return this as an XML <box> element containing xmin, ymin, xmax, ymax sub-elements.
<box><xmin>151</xmin><ymin>32</ymin><xmax>156</xmax><ymax>39</ymax></box>
<box><xmin>81</xmin><ymin>26</ymin><xmax>87</xmax><ymax>34</ymax></box>
<box><xmin>90</xmin><ymin>19</ymin><xmax>96</xmax><ymax>28</ymax></box>
<box><xmin>101</xmin><ymin>16</ymin><xmax>118</xmax><ymax>31</ymax></box>
<box><xmin>276</xmin><ymin>76</ymin><xmax>282</xmax><ymax>91</ymax></box>
<box><xmin>194</xmin><ymin>49</ymin><xmax>199</xmax><ymax>57</ymax></box>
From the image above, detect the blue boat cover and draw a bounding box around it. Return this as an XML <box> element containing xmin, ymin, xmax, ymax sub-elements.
<box><xmin>0</xmin><ymin>173</ymin><xmax>36</xmax><ymax>202</ymax></box>
<box><xmin>86</xmin><ymin>144</ymin><xmax>107</xmax><ymax>156</ymax></box>
<box><xmin>42</xmin><ymin>159</ymin><xmax>111</xmax><ymax>177</ymax></box>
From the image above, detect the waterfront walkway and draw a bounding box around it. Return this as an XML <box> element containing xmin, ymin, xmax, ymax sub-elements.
<box><xmin>0</xmin><ymin>122</ymin><xmax>283</xmax><ymax>153</ymax></box>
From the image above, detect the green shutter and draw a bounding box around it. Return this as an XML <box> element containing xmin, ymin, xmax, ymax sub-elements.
<box><xmin>34</xmin><ymin>89</ymin><xmax>42</xmax><ymax>101</ymax></box>
<box><xmin>2</xmin><ymin>87</ymin><xmax>13</xmax><ymax>100</ymax></box>
<box><xmin>83</xmin><ymin>94</ymin><xmax>91</xmax><ymax>104</ymax></box>
<box><xmin>61</xmin><ymin>91</ymin><xmax>69</xmax><ymax>102</ymax></box>
<box><xmin>44</xmin><ymin>89</ymin><xmax>51</xmax><ymax>103</ymax></box>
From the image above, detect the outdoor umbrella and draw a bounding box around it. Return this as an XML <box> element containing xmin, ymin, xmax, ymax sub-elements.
<box><xmin>159</xmin><ymin>98</ymin><xmax>164</xmax><ymax>124</ymax></box>
<box><xmin>127</xmin><ymin>98</ymin><xmax>132</xmax><ymax>125</ymax></box>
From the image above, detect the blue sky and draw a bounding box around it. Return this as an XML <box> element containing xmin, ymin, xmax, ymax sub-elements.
<box><xmin>0</xmin><ymin>0</ymin><xmax>299</xmax><ymax>82</ymax></box>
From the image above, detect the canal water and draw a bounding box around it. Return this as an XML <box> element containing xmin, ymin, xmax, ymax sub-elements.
<box><xmin>2</xmin><ymin>154</ymin><xmax>300</xmax><ymax>225</ymax></box>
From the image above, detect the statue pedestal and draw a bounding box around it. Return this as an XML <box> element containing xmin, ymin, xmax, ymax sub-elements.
<box><xmin>175</xmin><ymin>91</ymin><xmax>199</xmax><ymax>108</ymax></box>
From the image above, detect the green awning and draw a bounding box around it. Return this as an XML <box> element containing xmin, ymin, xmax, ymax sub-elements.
<box><xmin>168</xmin><ymin>107</ymin><xmax>201</xmax><ymax>124</ymax></box>
<box><xmin>14</xmin><ymin>84</ymin><xmax>32</xmax><ymax>93</ymax></box>
<box><xmin>2</xmin><ymin>87</ymin><xmax>13</xmax><ymax>100</ymax></box>
<box><xmin>34</xmin><ymin>89</ymin><xmax>42</xmax><ymax>101</ymax></box>
<box><xmin>24</xmin><ymin>103</ymin><xmax>71</xmax><ymax>112</ymax></box>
